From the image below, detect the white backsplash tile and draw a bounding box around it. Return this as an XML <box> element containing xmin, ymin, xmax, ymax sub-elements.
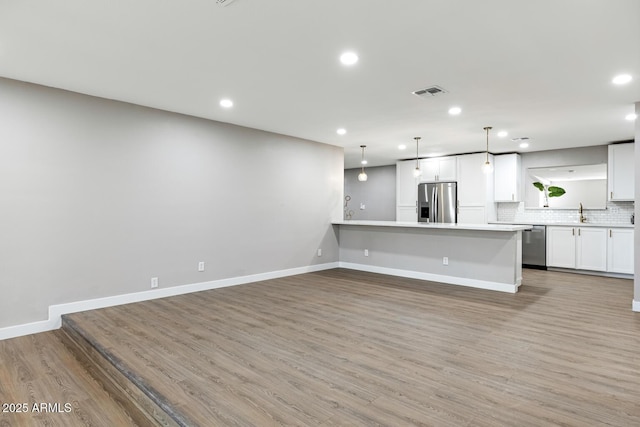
<box><xmin>497</xmin><ymin>201</ymin><xmax>634</xmax><ymax>225</ymax></box>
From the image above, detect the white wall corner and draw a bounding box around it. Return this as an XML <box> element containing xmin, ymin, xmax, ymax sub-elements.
<box><xmin>633</xmin><ymin>299</ymin><xmax>640</xmax><ymax>312</ymax></box>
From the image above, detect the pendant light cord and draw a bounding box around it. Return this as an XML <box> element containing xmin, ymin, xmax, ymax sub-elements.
<box><xmin>483</xmin><ymin>126</ymin><xmax>492</xmax><ymax>162</ymax></box>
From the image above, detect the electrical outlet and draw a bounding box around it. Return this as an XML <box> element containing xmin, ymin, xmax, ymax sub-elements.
<box><xmin>443</xmin><ymin>257</ymin><xmax>449</xmax><ymax>266</ymax></box>
<box><xmin>198</xmin><ymin>261</ymin><xmax>205</xmax><ymax>272</ymax></box>
<box><xmin>151</xmin><ymin>277</ymin><xmax>159</xmax><ymax>288</ymax></box>
<box><xmin>360</xmin><ymin>203</ymin><xmax>366</xmax><ymax>210</ymax></box>
<box><xmin>364</xmin><ymin>249</ymin><xmax>369</xmax><ymax>257</ymax></box>
<box><xmin>317</xmin><ymin>249</ymin><xmax>322</xmax><ymax>257</ymax></box>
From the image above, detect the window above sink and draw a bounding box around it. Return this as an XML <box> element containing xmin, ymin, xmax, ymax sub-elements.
<box><xmin>524</xmin><ymin>163</ymin><xmax>607</xmax><ymax>210</ymax></box>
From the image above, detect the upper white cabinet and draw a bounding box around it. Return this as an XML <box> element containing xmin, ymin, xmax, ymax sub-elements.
<box><xmin>456</xmin><ymin>153</ymin><xmax>495</xmax><ymax>224</ymax></box>
<box><xmin>608</xmin><ymin>143</ymin><xmax>634</xmax><ymax>201</ymax></box>
<box><xmin>494</xmin><ymin>153</ymin><xmax>521</xmax><ymax>202</ymax></box>
<box><xmin>396</xmin><ymin>161</ymin><xmax>418</xmax><ymax>221</ymax></box>
<box><xmin>396</xmin><ymin>160</ymin><xmax>419</xmax><ymax>206</ymax></box>
<box><xmin>419</xmin><ymin>157</ymin><xmax>457</xmax><ymax>182</ymax></box>
<box><xmin>457</xmin><ymin>153</ymin><xmax>490</xmax><ymax>205</ymax></box>
<box><xmin>607</xmin><ymin>228</ymin><xmax>634</xmax><ymax>274</ymax></box>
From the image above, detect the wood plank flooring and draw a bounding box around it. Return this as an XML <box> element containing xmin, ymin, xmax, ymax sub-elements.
<box><xmin>3</xmin><ymin>268</ymin><xmax>640</xmax><ymax>426</ymax></box>
<box><xmin>0</xmin><ymin>331</ymin><xmax>138</xmax><ymax>426</ymax></box>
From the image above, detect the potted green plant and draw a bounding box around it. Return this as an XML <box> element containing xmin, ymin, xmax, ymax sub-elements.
<box><xmin>533</xmin><ymin>182</ymin><xmax>566</xmax><ymax>207</ymax></box>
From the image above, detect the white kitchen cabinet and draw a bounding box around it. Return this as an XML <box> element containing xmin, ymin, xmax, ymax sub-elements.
<box><xmin>494</xmin><ymin>153</ymin><xmax>521</xmax><ymax>202</ymax></box>
<box><xmin>547</xmin><ymin>226</ymin><xmax>577</xmax><ymax>268</ymax></box>
<box><xmin>396</xmin><ymin>206</ymin><xmax>418</xmax><ymax>222</ymax></box>
<box><xmin>547</xmin><ymin>226</ymin><xmax>607</xmax><ymax>271</ymax></box>
<box><xmin>396</xmin><ymin>160</ymin><xmax>419</xmax><ymax>206</ymax></box>
<box><xmin>458</xmin><ymin>206</ymin><xmax>486</xmax><ymax>224</ymax></box>
<box><xmin>607</xmin><ymin>228</ymin><xmax>634</xmax><ymax>274</ymax></box>
<box><xmin>456</xmin><ymin>153</ymin><xmax>495</xmax><ymax>224</ymax></box>
<box><xmin>608</xmin><ymin>143</ymin><xmax>634</xmax><ymax>201</ymax></box>
<box><xmin>576</xmin><ymin>228</ymin><xmax>607</xmax><ymax>271</ymax></box>
<box><xmin>457</xmin><ymin>153</ymin><xmax>489</xmax><ymax>205</ymax></box>
<box><xmin>396</xmin><ymin>160</ymin><xmax>418</xmax><ymax>221</ymax></box>
<box><xmin>419</xmin><ymin>156</ymin><xmax>457</xmax><ymax>182</ymax></box>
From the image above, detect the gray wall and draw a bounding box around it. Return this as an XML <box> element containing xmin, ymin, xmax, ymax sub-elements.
<box><xmin>344</xmin><ymin>165</ymin><xmax>396</xmax><ymax>221</ymax></box>
<box><xmin>0</xmin><ymin>78</ymin><xmax>343</xmax><ymax>329</ymax></box>
<box><xmin>338</xmin><ymin>225</ymin><xmax>522</xmax><ymax>287</ymax></box>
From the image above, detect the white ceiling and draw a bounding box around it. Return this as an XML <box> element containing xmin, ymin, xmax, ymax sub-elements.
<box><xmin>1</xmin><ymin>0</ymin><xmax>638</xmax><ymax>168</ymax></box>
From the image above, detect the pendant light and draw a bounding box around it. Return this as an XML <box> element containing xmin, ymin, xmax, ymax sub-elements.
<box><xmin>412</xmin><ymin>137</ymin><xmax>422</xmax><ymax>178</ymax></box>
<box><xmin>358</xmin><ymin>145</ymin><xmax>368</xmax><ymax>181</ymax></box>
<box><xmin>482</xmin><ymin>126</ymin><xmax>494</xmax><ymax>174</ymax></box>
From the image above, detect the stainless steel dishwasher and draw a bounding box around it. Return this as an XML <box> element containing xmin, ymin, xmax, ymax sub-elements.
<box><xmin>522</xmin><ymin>225</ymin><xmax>546</xmax><ymax>269</ymax></box>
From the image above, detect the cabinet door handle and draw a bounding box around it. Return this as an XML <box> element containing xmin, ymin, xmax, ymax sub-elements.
<box><xmin>578</xmin><ymin>229</ymin><xmax>581</xmax><ymax>236</ymax></box>
<box><xmin>610</xmin><ymin>229</ymin><xmax>612</xmax><ymax>238</ymax></box>
<box><xmin>611</xmin><ymin>191</ymin><xmax>614</xmax><ymax>199</ymax></box>
<box><xmin>572</xmin><ymin>228</ymin><xmax>575</xmax><ymax>236</ymax></box>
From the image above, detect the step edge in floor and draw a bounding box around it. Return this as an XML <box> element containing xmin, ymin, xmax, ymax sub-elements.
<box><xmin>59</xmin><ymin>315</ymin><xmax>192</xmax><ymax>427</ymax></box>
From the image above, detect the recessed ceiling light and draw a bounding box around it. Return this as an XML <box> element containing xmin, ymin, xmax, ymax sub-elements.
<box><xmin>612</xmin><ymin>74</ymin><xmax>632</xmax><ymax>85</ymax></box>
<box><xmin>398</xmin><ymin>144</ymin><xmax>407</xmax><ymax>150</ymax></box>
<box><xmin>497</xmin><ymin>131</ymin><xmax>508</xmax><ymax>138</ymax></box>
<box><xmin>625</xmin><ymin>113</ymin><xmax>637</xmax><ymax>121</ymax></box>
<box><xmin>340</xmin><ymin>51</ymin><xmax>358</xmax><ymax>66</ymax></box>
<box><xmin>361</xmin><ymin>160</ymin><xmax>368</xmax><ymax>165</ymax></box>
<box><xmin>519</xmin><ymin>142</ymin><xmax>529</xmax><ymax>148</ymax></box>
<box><xmin>219</xmin><ymin>99</ymin><xmax>233</xmax><ymax>108</ymax></box>
<box><xmin>336</xmin><ymin>128</ymin><xmax>347</xmax><ymax>135</ymax></box>
<box><xmin>448</xmin><ymin>106</ymin><xmax>462</xmax><ymax>115</ymax></box>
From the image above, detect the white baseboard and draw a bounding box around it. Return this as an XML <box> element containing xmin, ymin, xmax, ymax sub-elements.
<box><xmin>633</xmin><ymin>299</ymin><xmax>640</xmax><ymax>312</ymax></box>
<box><xmin>0</xmin><ymin>262</ymin><xmax>339</xmax><ymax>341</ymax></box>
<box><xmin>339</xmin><ymin>262</ymin><xmax>519</xmax><ymax>294</ymax></box>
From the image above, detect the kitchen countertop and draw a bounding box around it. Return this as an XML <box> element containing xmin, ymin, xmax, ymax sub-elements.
<box><xmin>490</xmin><ymin>221</ymin><xmax>634</xmax><ymax>228</ymax></box>
<box><xmin>333</xmin><ymin>220</ymin><xmax>532</xmax><ymax>232</ymax></box>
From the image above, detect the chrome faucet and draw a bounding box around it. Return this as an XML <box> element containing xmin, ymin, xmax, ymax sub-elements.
<box><xmin>579</xmin><ymin>202</ymin><xmax>587</xmax><ymax>223</ymax></box>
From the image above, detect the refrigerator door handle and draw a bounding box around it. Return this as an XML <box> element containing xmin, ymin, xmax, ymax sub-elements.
<box><xmin>433</xmin><ymin>186</ymin><xmax>440</xmax><ymax>222</ymax></box>
<box><xmin>430</xmin><ymin>186</ymin><xmax>436</xmax><ymax>222</ymax></box>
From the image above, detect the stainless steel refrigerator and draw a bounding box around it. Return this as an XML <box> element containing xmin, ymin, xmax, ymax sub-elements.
<box><xmin>418</xmin><ymin>181</ymin><xmax>457</xmax><ymax>223</ymax></box>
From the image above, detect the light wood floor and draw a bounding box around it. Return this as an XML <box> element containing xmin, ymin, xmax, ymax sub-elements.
<box><xmin>0</xmin><ymin>331</ymin><xmax>137</xmax><ymax>426</ymax></box>
<box><xmin>3</xmin><ymin>268</ymin><xmax>640</xmax><ymax>426</ymax></box>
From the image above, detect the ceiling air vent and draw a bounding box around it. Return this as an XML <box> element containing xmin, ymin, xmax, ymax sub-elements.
<box><xmin>412</xmin><ymin>85</ymin><xmax>447</xmax><ymax>98</ymax></box>
<box><xmin>216</xmin><ymin>0</ymin><xmax>238</xmax><ymax>6</ymax></box>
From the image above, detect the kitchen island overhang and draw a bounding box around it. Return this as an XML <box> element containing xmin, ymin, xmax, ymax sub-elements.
<box><xmin>333</xmin><ymin>220</ymin><xmax>533</xmax><ymax>293</ymax></box>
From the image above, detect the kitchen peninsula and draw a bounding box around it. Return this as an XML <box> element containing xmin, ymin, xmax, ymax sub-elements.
<box><xmin>333</xmin><ymin>220</ymin><xmax>532</xmax><ymax>293</ymax></box>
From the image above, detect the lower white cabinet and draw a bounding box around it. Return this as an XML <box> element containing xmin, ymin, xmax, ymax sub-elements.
<box><xmin>607</xmin><ymin>228</ymin><xmax>634</xmax><ymax>274</ymax></box>
<box><xmin>547</xmin><ymin>226</ymin><xmax>633</xmax><ymax>274</ymax></box>
<box><xmin>396</xmin><ymin>206</ymin><xmax>417</xmax><ymax>222</ymax></box>
<box><xmin>547</xmin><ymin>226</ymin><xmax>607</xmax><ymax>271</ymax></box>
<box><xmin>458</xmin><ymin>206</ymin><xmax>486</xmax><ymax>224</ymax></box>
<box><xmin>547</xmin><ymin>226</ymin><xmax>577</xmax><ymax>268</ymax></box>
<box><xmin>576</xmin><ymin>228</ymin><xmax>607</xmax><ymax>271</ymax></box>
